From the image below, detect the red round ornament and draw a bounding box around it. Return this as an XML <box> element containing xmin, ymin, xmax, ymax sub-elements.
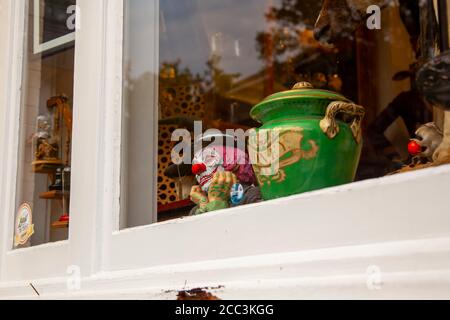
<box><xmin>408</xmin><ymin>140</ymin><xmax>422</xmax><ymax>156</ymax></box>
<box><xmin>59</xmin><ymin>214</ymin><xmax>70</xmax><ymax>222</ymax></box>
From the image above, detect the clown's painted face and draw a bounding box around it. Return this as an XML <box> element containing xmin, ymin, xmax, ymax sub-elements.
<box><xmin>192</xmin><ymin>147</ymin><xmax>224</xmax><ymax>192</ymax></box>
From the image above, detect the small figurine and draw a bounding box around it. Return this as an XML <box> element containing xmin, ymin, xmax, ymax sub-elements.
<box><xmin>35</xmin><ymin>139</ymin><xmax>59</xmax><ymax>160</ymax></box>
<box><xmin>47</xmin><ymin>95</ymin><xmax>73</xmax><ymax>165</ymax></box>
<box><xmin>391</xmin><ymin>122</ymin><xmax>445</xmax><ymax>174</ymax></box>
<box><xmin>408</xmin><ymin>122</ymin><xmax>443</xmax><ymax>162</ymax></box>
<box><xmin>35</xmin><ymin>114</ymin><xmax>51</xmax><ymax>139</ymax></box>
<box><xmin>33</xmin><ymin>114</ymin><xmax>59</xmax><ymax>161</ymax></box>
<box><xmin>32</xmin><ymin>95</ymin><xmax>73</xmax><ymax>167</ymax></box>
<box><xmin>189</xmin><ymin>133</ymin><xmax>261</xmax><ymax>215</ymax></box>
<box><xmin>164</xmin><ymin>132</ymin><xmax>261</xmax><ymax>215</ymax></box>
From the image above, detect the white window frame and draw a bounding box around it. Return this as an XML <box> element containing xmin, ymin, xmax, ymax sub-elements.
<box><xmin>0</xmin><ymin>0</ymin><xmax>98</xmax><ymax>282</ymax></box>
<box><xmin>98</xmin><ymin>0</ymin><xmax>450</xmax><ymax>274</ymax></box>
<box><xmin>0</xmin><ymin>0</ymin><xmax>72</xmax><ymax>282</ymax></box>
<box><xmin>0</xmin><ymin>0</ymin><xmax>449</xmax><ymax>298</ymax></box>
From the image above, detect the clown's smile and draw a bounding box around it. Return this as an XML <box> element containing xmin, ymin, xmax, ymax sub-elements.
<box><xmin>199</xmin><ymin>166</ymin><xmax>219</xmax><ymax>187</ymax></box>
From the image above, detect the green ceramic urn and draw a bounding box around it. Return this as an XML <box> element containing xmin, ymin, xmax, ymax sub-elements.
<box><xmin>249</xmin><ymin>82</ymin><xmax>365</xmax><ymax>200</ymax></box>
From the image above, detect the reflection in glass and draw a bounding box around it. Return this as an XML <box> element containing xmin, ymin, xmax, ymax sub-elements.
<box><xmin>14</xmin><ymin>0</ymin><xmax>75</xmax><ymax>247</ymax></box>
<box><xmin>121</xmin><ymin>0</ymin><xmax>438</xmax><ymax>227</ymax></box>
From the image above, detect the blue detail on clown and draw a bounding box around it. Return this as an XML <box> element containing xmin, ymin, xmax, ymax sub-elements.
<box><xmin>230</xmin><ymin>183</ymin><xmax>244</xmax><ymax>205</ymax></box>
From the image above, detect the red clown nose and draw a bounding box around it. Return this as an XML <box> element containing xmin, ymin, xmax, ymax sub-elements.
<box><xmin>408</xmin><ymin>140</ymin><xmax>422</xmax><ymax>156</ymax></box>
<box><xmin>192</xmin><ymin>163</ymin><xmax>207</xmax><ymax>175</ymax></box>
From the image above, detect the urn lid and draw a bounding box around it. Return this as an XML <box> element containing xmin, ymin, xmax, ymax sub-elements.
<box><xmin>258</xmin><ymin>81</ymin><xmax>350</xmax><ymax>103</ymax></box>
<box><xmin>250</xmin><ymin>82</ymin><xmax>352</xmax><ymax>123</ymax></box>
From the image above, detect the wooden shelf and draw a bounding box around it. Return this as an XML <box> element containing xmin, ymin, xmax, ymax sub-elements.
<box><xmin>39</xmin><ymin>190</ymin><xmax>69</xmax><ymax>200</ymax></box>
<box><xmin>32</xmin><ymin>160</ymin><xmax>63</xmax><ymax>174</ymax></box>
<box><xmin>157</xmin><ymin>199</ymin><xmax>195</xmax><ymax>222</ymax></box>
<box><xmin>158</xmin><ymin>199</ymin><xmax>194</xmax><ymax>213</ymax></box>
<box><xmin>51</xmin><ymin>220</ymin><xmax>69</xmax><ymax>229</ymax></box>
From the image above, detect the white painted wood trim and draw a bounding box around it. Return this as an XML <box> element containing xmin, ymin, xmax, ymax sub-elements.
<box><xmin>105</xmin><ymin>164</ymin><xmax>450</xmax><ymax>272</ymax></box>
<box><xmin>1</xmin><ymin>236</ymin><xmax>449</xmax><ymax>299</ymax></box>
<box><xmin>97</xmin><ymin>0</ymin><xmax>124</xmax><ymax>272</ymax></box>
<box><xmin>3</xmin><ymin>241</ymin><xmax>69</xmax><ymax>281</ymax></box>
<box><xmin>0</xmin><ymin>0</ymin><xmax>140</xmax><ymax>282</ymax></box>
<box><xmin>103</xmin><ymin>0</ymin><xmax>159</xmax><ymax>269</ymax></box>
<box><xmin>0</xmin><ymin>0</ymin><xmax>73</xmax><ymax>282</ymax></box>
<box><xmin>0</xmin><ymin>1</ymin><xmax>26</xmax><ymax>277</ymax></box>
<box><xmin>0</xmin><ymin>0</ymin><xmax>123</xmax><ymax>282</ymax></box>
<box><xmin>68</xmin><ymin>0</ymin><xmax>109</xmax><ymax>276</ymax></box>
<box><xmin>0</xmin><ymin>0</ymin><xmax>12</xmax><ymax>282</ymax></box>
<box><xmin>1</xmin><ymin>0</ymin><xmax>450</xmax><ymax>299</ymax></box>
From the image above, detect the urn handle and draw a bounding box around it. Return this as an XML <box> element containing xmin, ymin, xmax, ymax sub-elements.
<box><xmin>320</xmin><ymin>101</ymin><xmax>365</xmax><ymax>143</ymax></box>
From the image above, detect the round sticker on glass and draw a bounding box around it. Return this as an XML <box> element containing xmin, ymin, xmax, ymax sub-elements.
<box><xmin>230</xmin><ymin>183</ymin><xmax>244</xmax><ymax>205</ymax></box>
<box><xmin>14</xmin><ymin>203</ymin><xmax>34</xmax><ymax>247</ymax></box>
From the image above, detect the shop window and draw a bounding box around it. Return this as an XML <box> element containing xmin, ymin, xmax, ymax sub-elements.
<box><xmin>14</xmin><ymin>0</ymin><xmax>76</xmax><ymax>247</ymax></box>
<box><xmin>120</xmin><ymin>0</ymin><xmax>449</xmax><ymax>229</ymax></box>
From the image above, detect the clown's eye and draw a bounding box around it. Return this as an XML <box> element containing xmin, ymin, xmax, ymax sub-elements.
<box><xmin>203</xmin><ymin>150</ymin><xmax>221</xmax><ymax>166</ymax></box>
<box><xmin>204</xmin><ymin>155</ymin><xmax>216</xmax><ymax>165</ymax></box>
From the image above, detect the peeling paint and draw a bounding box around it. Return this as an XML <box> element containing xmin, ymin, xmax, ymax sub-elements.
<box><xmin>175</xmin><ymin>286</ymin><xmax>224</xmax><ymax>300</ymax></box>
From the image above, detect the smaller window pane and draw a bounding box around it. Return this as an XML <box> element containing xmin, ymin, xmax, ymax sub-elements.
<box><xmin>14</xmin><ymin>0</ymin><xmax>76</xmax><ymax>248</ymax></box>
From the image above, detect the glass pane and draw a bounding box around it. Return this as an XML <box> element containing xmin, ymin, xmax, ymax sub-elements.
<box><xmin>14</xmin><ymin>0</ymin><xmax>76</xmax><ymax>248</ymax></box>
<box><xmin>121</xmin><ymin>0</ymin><xmax>448</xmax><ymax>228</ymax></box>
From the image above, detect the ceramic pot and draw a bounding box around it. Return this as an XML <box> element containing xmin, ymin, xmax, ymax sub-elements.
<box><xmin>249</xmin><ymin>82</ymin><xmax>365</xmax><ymax>200</ymax></box>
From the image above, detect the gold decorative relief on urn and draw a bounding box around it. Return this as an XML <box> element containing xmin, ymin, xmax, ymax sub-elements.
<box><xmin>249</xmin><ymin>128</ymin><xmax>319</xmax><ymax>186</ymax></box>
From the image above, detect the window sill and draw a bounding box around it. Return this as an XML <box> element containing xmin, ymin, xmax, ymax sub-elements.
<box><xmin>1</xmin><ymin>164</ymin><xmax>450</xmax><ymax>298</ymax></box>
<box><xmin>2</xmin><ymin>241</ymin><xmax>69</xmax><ymax>282</ymax></box>
<box><xmin>109</xmin><ymin>164</ymin><xmax>450</xmax><ymax>270</ymax></box>
<box><xmin>1</xmin><ymin>236</ymin><xmax>450</xmax><ymax>299</ymax></box>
